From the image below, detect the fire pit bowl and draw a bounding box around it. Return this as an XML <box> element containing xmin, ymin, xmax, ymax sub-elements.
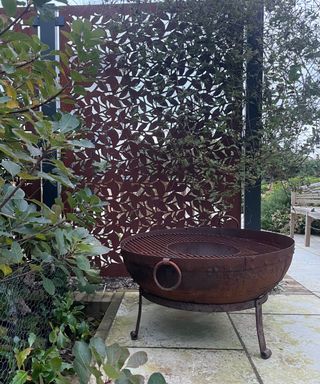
<box><xmin>121</xmin><ymin>227</ymin><xmax>294</xmax><ymax>304</ymax></box>
<box><xmin>120</xmin><ymin>227</ymin><xmax>295</xmax><ymax>359</ymax></box>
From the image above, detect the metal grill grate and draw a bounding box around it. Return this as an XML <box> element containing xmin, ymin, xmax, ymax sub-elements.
<box><xmin>121</xmin><ymin>228</ymin><xmax>280</xmax><ymax>260</ymax></box>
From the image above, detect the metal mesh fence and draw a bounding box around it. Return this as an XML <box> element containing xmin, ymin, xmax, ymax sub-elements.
<box><xmin>0</xmin><ymin>270</ymin><xmax>55</xmax><ymax>383</ymax></box>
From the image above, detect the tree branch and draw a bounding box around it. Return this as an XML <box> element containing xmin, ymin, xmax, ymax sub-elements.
<box><xmin>7</xmin><ymin>86</ymin><xmax>67</xmax><ymax>115</ymax></box>
<box><xmin>0</xmin><ymin>2</ymin><xmax>32</xmax><ymax>38</ymax></box>
<box><xmin>0</xmin><ymin>55</ymin><xmax>40</xmax><ymax>76</ymax></box>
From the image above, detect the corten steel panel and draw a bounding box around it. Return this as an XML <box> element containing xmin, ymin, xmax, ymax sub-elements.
<box><xmin>59</xmin><ymin>3</ymin><xmax>243</xmax><ymax>276</ymax></box>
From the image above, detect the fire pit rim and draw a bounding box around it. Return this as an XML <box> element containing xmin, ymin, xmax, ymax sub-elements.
<box><xmin>121</xmin><ymin>227</ymin><xmax>295</xmax><ymax>261</ymax></box>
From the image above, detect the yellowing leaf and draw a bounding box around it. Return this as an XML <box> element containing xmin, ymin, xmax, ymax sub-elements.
<box><xmin>0</xmin><ymin>264</ymin><xmax>12</xmax><ymax>276</ymax></box>
<box><xmin>6</xmin><ymin>100</ymin><xmax>19</xmax><ymax>109</ymax></box>
<box><xmin>17</xmin><ymin>173</ymin><xmax>39</xmax><ymax>180</ymax></box>
<box><xmin>15</xmin><ymin>347</ymin><xmax>32</xmax><ymax>370</ymax></box>
<box><xmin>5</xmin><ymin>84</ymin><xmax>16</xmax><ymax>99</ymax></box>
<box><xmin>26</xmin><ymin>80</ymin><xmax>34</xmax><ymax>95</ymax></box>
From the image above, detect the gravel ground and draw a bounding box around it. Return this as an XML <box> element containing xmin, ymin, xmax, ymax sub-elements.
<box><xmin>100</xmin><ymin>277</ymin><xmax>139</xmax><ymax>291</ymax></box>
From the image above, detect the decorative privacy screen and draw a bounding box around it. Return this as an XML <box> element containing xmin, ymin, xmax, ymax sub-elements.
<box><xmin>60</xmin><ymin>2</ymin><xmax>243</xmax><ymax>276</ymax></box>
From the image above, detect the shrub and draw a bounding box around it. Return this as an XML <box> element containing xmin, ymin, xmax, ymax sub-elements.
<box><xmin>261</xmin><ymin>178</ymin><xmax>320</xmax><ymax>234</ymax></box>
<box><xmin>261</xmin><ymin>183</ymin><xmax>291</xmax><ymax>233</ymax></box>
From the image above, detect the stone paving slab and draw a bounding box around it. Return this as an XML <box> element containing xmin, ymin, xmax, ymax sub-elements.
<box><xmin>129</xmin><ymin>348</ymin><xmax>259</xmax><ymax>384</ymax></box>
<box><xmin>107</xmin><ymin>292</ymin><xmax>242</xmax><ymax>349</ymax></box>
<box><xmin>288</xmin><ymin>235</ymin><xmax>320</xmax><ymax>293</ymax></box>
<box><xmin>288</xmin><ymin>271</ymin><xmax>320</xmax><ymax>292</ymax></box>
<box><xmin>231</xmin><ymin>294</ymin><xmax>320</xmax><ymax>315</ymax></box>
<box><xmin>277</xmin><ymin>275</ymin><xmax>312</xmax><ymax>295</ymax></box>
<box><xmin>230</xmin><ymin>313</ymin><xmax>320</xmax><ymax>384</ymax></box>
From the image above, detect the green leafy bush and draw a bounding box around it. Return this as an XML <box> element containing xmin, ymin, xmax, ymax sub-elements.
<box><xmin>11</xmin><ymin>294</ymin><xmax>167</xmax><ymax>384</ymax></box>
<box><xmin>261</xmin><ymin>183</ymin><xmax>290</xmax><ymax>233</ymax></box>
<box><xmin>261</xmin><ymin>178</ymin><xmax>320</xmax><ymax>234</ymax></box>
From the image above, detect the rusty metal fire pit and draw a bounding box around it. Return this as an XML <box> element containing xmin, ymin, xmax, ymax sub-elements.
<box><xmin>121</xmin><ymin>227</ymin><xmax>295</xmax><ymax>359</ymax></box>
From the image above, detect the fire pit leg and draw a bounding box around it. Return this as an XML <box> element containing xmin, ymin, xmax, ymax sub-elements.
<box><xmin>130</xmin><ymin>288</ymin><xmax>142</xmax><ymax>340</ymax></box>
<box><xmin>255</xmin><ymin>296</ymin><xmax>272</xmax><ymax>359</ymax></box>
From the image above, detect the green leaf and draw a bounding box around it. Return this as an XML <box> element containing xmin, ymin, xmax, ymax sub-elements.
<box><xmin>49</xmin><ymin>329</ymin><xmax>57</xmax><ymax>344</ymax></box>
<box><xmin>54</xmin><ymin>228</ymin><xmax>67</xmax><ymax>256</ymax></box>
<box><xmin>69</xmin><ymin>139</ymin><xmax>95</xmax><ymax>148</ymax></box>
<box><xmin>15</xmin><ymin>347</ymin><xmax>32</xmax><ymax>370</ymax></box>
<box><xmin>103</xmin><ymin>363</ymin><xmax>120</xmax><ymax>380</ymax></box>
<box><xmin>42</xmin><ymin>276</ymin><xmax>56</xmax><ymax>295</ymax></box>
<box><xmin>1</xmin><ymin>159</ymin><xmax>21</xmax><ymax>177</ymax></box>
<box><xmin>1</xmin><ymin>64</ymin><xmax>16</xmax><ymax>74</ymax></box>
<box><xmin>28</xmin><ymin>333</ymin><xmax>36</xmax><ymax>347</ymax></box>
<box><xmin>288</xmin><ymin>64</ymin><xmax>301</xmax><ymax>83</ymax></box>
<box><xmin>147</xmin><ymin>373</ymin><xmax>166</xmax><ymax>384</ymax></box>
<box><xmin>73</xmin><ymin>341</ymin><xmax>92</xmax><ymax>384</ymax></box>
<box><xmin>55</xmin><ymin>113</ymin><xmax>80</xmax><ymax>133</ymax></box>
<box><xmin>76</xmin><ymin>255</ymin><xmax>91</xmax><ymax>271</ymax></box>
<box><xmin>115</xmin><ymin>374</ymin><xmax>130</xmax><ymax>384</ymax></box>
<box><xmin>89</xmin><ymin>337</ymin><xmax>107</xmax><ymax>365</ymax></box>
<box><xmin>106</xmin><ymin>343</ymin><xmax>122</xmax><ymax>367</ymax></box>
<box><xmin>57</xmin><ymin>329</ymin><xmax>70</xmax><ymax>349</ymax></box>
<box><xmin>2</xmin><ymin>0</ymin><xmax>17</xmax><ymax>16</ymax></box>
<box><xmin>0</xmin><ymin>144</ymin><xmax>33</xmax><ymax>162</ymax></box>
<box><xmin>13</xmin><ymin>129</ymin><xmax>39</xmax><ymax>145</ymax></box>
<box><xmin>11</xmin><ymin>370</ymin><xmax>28</xmax><ymax>384</ymax></box>
<box><xmin>18</xmin><ymin>172</ymin><xmax>40</xmax><ymax>180</ymax></box>
<box><xmin>37</xmin><ymin>171</ymin><xmax>75</xmax><ymax>189</ymax></box>
<box><xmin>0</xmin><ymin>242</ymin><xmax>25</xmax><ymax>265</ymax></box>
<box><xmin>49</xmin><ymin>356</ymin><xmax>62</xmax><ymax>371</ymax></box>
<box><xmin>0</xmin><ymin>96</ymin><xmax>11</xmax><ymax>103</ymax></box>
<box><xmin>126</xmin><ymin>351</ymin><xmax>148</xmax><ymax>369</ymax></box>
<box><xmin>89</xmin><ymin>366</ymin><xmax>104</xmax><ymax>384</ymax></box>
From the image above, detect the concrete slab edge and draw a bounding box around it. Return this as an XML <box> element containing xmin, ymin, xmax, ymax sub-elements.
<box><xmin>95</xmin><ymin>292</ymin><xmax>125</xmax><ymax>339</ymax></box>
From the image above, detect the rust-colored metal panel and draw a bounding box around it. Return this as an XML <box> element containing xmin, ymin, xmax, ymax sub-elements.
<box><xmin>59</xmin><ymin>3</ymin><xmax>243</xmax><ymax>276</ymax></box>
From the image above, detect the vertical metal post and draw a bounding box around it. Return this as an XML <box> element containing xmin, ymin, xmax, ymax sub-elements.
<box><xmin>244</xmin><ymin>0</ymin><xmax>264</xmax><ymax>230</ymax></box>
<box><xmin>34</xmin><ymin>10</ymin><xmax>64</xmax><ymax>207</ymax></box>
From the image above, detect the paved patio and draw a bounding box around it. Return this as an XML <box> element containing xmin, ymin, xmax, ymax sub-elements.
<box><xmin>104</xmin><ymin>234</ymin><xmax>320</xmax><ymax>384</ymax></box>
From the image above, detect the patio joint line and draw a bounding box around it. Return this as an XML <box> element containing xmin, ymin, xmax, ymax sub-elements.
<box><xmin>231</xmin><ymin>312</ymin><xmax>320</xmax><ymax>316</ymax></box>
<box><xmin>122</xmin><ymin>346</ymin><xmax>244</xmax><ymax>351</ymax></box>
<box><xmin>227</xmin><ymin>312</ymin><xmax>264</xmax><ymax>384</ymax></box>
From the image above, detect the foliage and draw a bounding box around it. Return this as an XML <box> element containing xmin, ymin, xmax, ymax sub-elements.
<box><xmin>0</xmin><ymin>0</ymin><xmax>107</xmax><ymax>294</ymax></box>
<box><xmin>12</xmin><ymin>337</ymin><xmax>167</xmax><ymax>384</ymax></box>
<box><xmin>12</xmin><ymin>332</ymin><xmax>72</xmax><ymax>384</ymax></box>
<box><xmin>261</xmin><ymin>178</ymin><xmax>320</xmax><ymax>233</ymax></box>
<box><xmin>98</xmin><ymin>0</ymin><xmax>245</xmax><ymax>215</ymax></box>
<box><xmin>261</xmin><ymin>182</ymin><xmax>291</xmax><ymax>233</ymax></box>
<box><xmin>98</xmin><ymin>0</ymin><xmax>320</xmax><ymax>212</ymax></box>
<box><xmin>0</xmin><ymin>0</ymin><xmax>110</xmax><ymax>382</ymax></box>
<box><xmin>261</xmin><ymin>0</ymin><xmax>320</xmax><ymax>182</ymax></box>
<box><xmin>297</xmin><ymin>157</ymin><xmax>320</xmax><ymax>179</ymax></box>
<box><xmin>49</xmin><ymin>293</ymin><xmax>91</xmax><ymax>350</ymax></box>
<box><xmin>11</xmin><ymin>295</ymin><xmax>167</xmax><ymax>384</ymax></box>
<box><xmin>73</xmin><ymin>338</ymin><xmax>166</xmax><ymax>384</ymax></box>
<box><xmin>0</xmin><ymin>2</ymin><xmax>167</xmax><ymax>384</ymax></box>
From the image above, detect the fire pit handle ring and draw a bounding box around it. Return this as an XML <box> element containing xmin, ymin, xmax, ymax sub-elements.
<box><xmin>153</xmin><ymin>258</ymin><xmax>182</xmax><ymax>291</ymax></box>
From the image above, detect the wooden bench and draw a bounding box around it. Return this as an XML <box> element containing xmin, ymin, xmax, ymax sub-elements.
<box><xmin>290</xmin><ymin>183</ymin><xmax>320</xmax><ymax>246</ymax></box>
